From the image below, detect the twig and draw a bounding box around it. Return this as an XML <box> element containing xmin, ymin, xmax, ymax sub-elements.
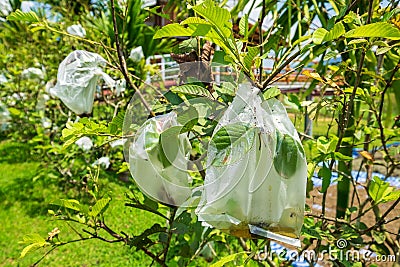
<box><xmin>268</xmin><ymin>64</ymin><xmax>304</xmax><ymax>84</ymax></box>
<box><xmin>376</xmin><ymin>59</ymin><xmax>400</xmax><ymax>166</ymax></box>
<box><xmin>99</xmin><ymin>220</ymin><xmax>126</xmax><ymax>242</ymax></box>
<box><xmin>141</xmin><ymin>247</ymin><xmax>167</xmax><ymax>267</ymax></box>
<box><xmin>258</xmin><ymin>0</ymin><xmax>266</xmax><ymax>84</ymax></box>
<box><xmin>361</xmin><ymin>198</ymin><xmax>400</xmax><ymax>234</ymax></box>
<box><xmin>162</xmin><ymin>207</ymin><xmax>177</xmax><ymax>262</ymax></box>
<box><xmin>110</xmin><ymin>0</ymin><xmax>155</xmax><ymax>117</ymax></box>
<box><xmin>82</xmin><ymin>229</ymin><xmax>125</xmax><ymax>243</ymax></box>
<box><xmin>305</xmin><ymin>213</ymin><xmax>358</xmax><ymax>231</ymax></box>
<box><xmin>31</xmin><ymin>237</ymin><xmax>92</xmax><ymax>267</ymax></box>
<box><xmin>262</xmin><ymin>50</ymin><xmax>302</xmax><ymax>89</ymax></box>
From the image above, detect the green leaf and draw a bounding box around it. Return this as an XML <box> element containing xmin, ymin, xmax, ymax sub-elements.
<box><xmin>108</xmin><ymin>111</ymin><xmax>125</xmax><ymax>135</ymax></box>
<box><xmin>368</xmin><ymin>177</ymin><xmax>396</xmax><ymax>204</ymax></box>
<box><xmin>180</xmin><ymin>17</ymin><xmax>210</xmax><ymax>25</ymax></box>
<box><xmin>20</xmin><ymin>234</ymin><xmax>47</xmax><ymax>244</ymax></box>
<box><xmin>19</xmin><ymin>234</ymin><xmax>48</xmax><ymax>258</ymax></box>
<box><xmin>347</xmin><ymin>39</ymin><xmax>368</xmax><ymax>45</ymax></box>
<box><xmin>171</xmin><ymin>84</ymin><xmax>212</xmax><ymax>98</ymax></box>
<box><xmin>316</xmin><ymin>136</ymin><xmax>338</xmax><ymax>154</ymax></box>
<box><xmin>274</xmin><ymin>132</ymin><xmax>304</xmax><ymax>179</ymax></box>
<box><xmin>7</xmin><ymin>9</ymin><xmax>40</xmax><ymax>22</ymax></box>
<box><xmin>313</xmin><ymin>22</ymin><xmax>345</xmax><ymax>44</ymax></box>
<box><xmin>344</xmin><ymin>22</ymin><xmax>400</xmax><ymax>40</ymax></box>
<box><xmin>243</xmin><ymin>46</ymin><xmax>259</xmax><ymax>71</ymax></box>
<box><xmin>263</xmin><ymin>86</ymin><xmax>281</xmax><ymax>100</ymax></box>
<box><xmin>210</xmin><ymin>252</ymin><xmax>247</xmax><ymax>267</ymax></box>
<box><xmin>176</xmin><ymin>106</ymin><xmax>199</xmax><ymax>133</ymax></box>
<box><xmin>370</xmin><ymin>243</ymin><xmax>391</xmax><ymax>256</ymax></box>
<box><xmin>210</xmin><ymin>123</ymin><xmax>256</xmax><ymax>166</ymax></box>
<box><xmin>371</xmin><ymin>230</ymin><xmax>386</xmax><ymax>244</ymax></box>
<box><xmin>52</xmin><ymin>199</ymin><xmax>81</xmax><ymax>211</ymax></box>
<box><xmin>239</xmin><ymin>14</ymin><xmax>249</xmax><ymax>37</ymax></box>
<box><xmin>89</xmin><ymin>197</ymin><xmax>111</xmax><ymax>217</ymax></box>
<box><xmin>382</xmin><ymin>189</ymin><xmax>400</xmax><ymax>202</ymax></box>
<box><xmin>7</xmin><ymin>107</ymin><xmax>21</xmax><ymax>116</ymax></box>
<box><xmin>312</xmin><ymin>28</ymin><xmax>328</xmax><ymax>44</ymax></box>
<box><xmin>334</xmin><ymin>152</ymin><xmax>353</xmax><ymax>161</ymax></box>
<box><xmin>158</xmin><ymin>126</ymin><xmax>182</xmax><ymax>168</ymax></box>
<box><xmin>318</xmin><ymin>165</ymin><xmax>332</xmax><ymax>193</ymax></box>
<box><xmin>324</xmin><ymin>22</ymin><xmax>345</xmax><ymax>42</ymax></box>
<box><xmin>212</xmin><ymin>123</ymin><xmax>253</xmax><ymax>150</ymax></box>
<box><xmin>188</xmin><ymin>23</ymin><xmax>212</xmax><ymax>36</ymax></box>
<box><xmin>323</xmin><ymin>51</ymin><xmax>338</xmax><ymax>61</ymax></box>
<box><xmin>216</xmin><ymin>82</ymin><xmax>236</xmax><ymax>96</ymax></box>
<box><xmin>20</xmin><ymin>243</ymin><xmax>45</xmax><ymax>258</ymax></box>
<box><xmin>154</xmin><ymin>23</ymin><xmax>194</xmax><ymax>39</ymax></box>
<box><xmin>376</xmin><ymin>46</ymin><xmax>392</xmax><ymax>55</ymax></box>
<box><xmin>129</xmin><ymin>223</ymin><xmax>166</xmax><ymax>249</ymax></box>
<box><xmin>192</xmin><ymin>0</ymin><xmax>232</xmax><ymax>35</ymax></box>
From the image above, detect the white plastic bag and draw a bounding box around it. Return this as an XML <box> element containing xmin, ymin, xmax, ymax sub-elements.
<box><xmin>0</xmin><ymin>74</ymin><xmax>8</xmax><ymax>84</ymax></box>
<box><xmin>196</xmin><ymin>84</ymin><xmax>307</xmax><ymax>246</ymax></box>
<box><xmin>75</xmin><ymin>136</ymin><xmax>93</xmax><ymax>151</ymax></box>
<box><xmin>92</xmin><ymin>156</ymin><xmax>110</xmax><ymax>169</ymax></box>
<box><xmin>114</xmin><ymin>79</ymin><xmax>126</xmax><ymax>96</ymax></box>
<box><xmin>129</xmin><ymin>46</ymin><xmax>144</xmax><ymax>62</ymax></box>
<box><xmin>50</xmin><ymin>50</ymin><xmax>115</xmax><ymax>115</ymax></box>
<box><xmin>66</xmin><ymin>24</ymin><xmax>86</xmax><ymax>37</ymax></box>
<box><xmin>128</xmin><ymin>112</ymin><xmax>192</xmax><ymax>206</ymax></box>
<box><xmin>21</xmin><ymin>67</ymin><xmax>45</xmax><ymax>80</ymax></box>
<box><xmin>0</xmin><ymin>100</ymin><xmax>10</xmax><ymax>130</ymax></box>
<box><xmin>0</xmin><ymin>0</ymin><xmax>12</xmax><ymax>16</ymax></box>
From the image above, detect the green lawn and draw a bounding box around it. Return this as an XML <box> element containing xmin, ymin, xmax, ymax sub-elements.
<box><xmin>0</xmin><ymin>142</ymin><xmax>161</xmax><ymax>267</ymax></box>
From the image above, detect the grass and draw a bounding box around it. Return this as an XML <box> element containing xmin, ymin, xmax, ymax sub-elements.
<box><xmin>0</xmin><ymin>141</ymin><xmax>162</xmax><ymax>267</ymax></box>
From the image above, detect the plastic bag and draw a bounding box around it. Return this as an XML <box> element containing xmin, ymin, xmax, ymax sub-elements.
<box><xmin>66</xmin><ymin>24</ymin><xmax>86</xmax><ymax>37</ymax></box>
<box><xmin>0</xmin><ymin>100</ymin><xmax>10</xmax><ymax>131</ymax></box>
<box><xmin>128</xmin><ymin>112</ymin><xmax>192</xmax><ymax>206</ymax></box>
<box><xmin>196</xmin><ymin>84</ymin><xmax>307</xmax><ymax>246</ymax></box>
<box><xmin>92</xmin><ymin>156</ymin><xmax>110</xmax><ymax>169</ymax></box>
<box><xmin>50</xmin><ymin>50</ymin><xmax>115</xmax><ymax>115</ymax></box>
<box><xmin>21</xmin><ymin>67</ymin><xmax>45</xmax><ymax>80</ymax></box>
<box><xmin>75</xmin><ymin>136</ymin><xmax>93</xmax><ymax>151</ymax></box>
<box><xmin>115</xmin><ymin>79</ymin><xmax>126</xmax><ymax>96</ymax></box>
<box><xmin>0</xmin><ymin>74</ymin><xmax>8</xmax><ymax>84</ymax></box>
<box><xmin>0</xmin><ymin>0</ymin><xmax>12</xmax><ymax>16</ymax></box>
<box><xmin>129</xmin><ymin>46</ymin><xmax>144</xmax><ymax>62</ymax></box>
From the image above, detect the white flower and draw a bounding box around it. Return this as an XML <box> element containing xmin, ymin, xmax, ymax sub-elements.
<box><xmin>75</xmin><ymin>136</ymin><xmax>93</xmax><ymax>151</ymax></box>
<box><xmin>92</xmin><ymin>156</ymin><xmax>110</xmax><ymax>169</ymax></box>
<box><xmin>66</xmin><ymin>24</ymin><xmax>86</xmax><ymax>37</ymax></box>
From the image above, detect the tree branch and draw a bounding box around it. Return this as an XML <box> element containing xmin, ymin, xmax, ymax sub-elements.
<box><xmin>110</xmin><ymin>0</ymin><xmax>155</xmax><ymax>116</ymax></box>
<box><xmin>262</xmin><ymin>50</ymin><xmax>302</xmax><ymax>89</ymax></box>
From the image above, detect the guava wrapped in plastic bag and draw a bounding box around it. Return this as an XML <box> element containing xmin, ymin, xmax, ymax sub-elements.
<box><xmin>67</xmin><ymin>24</ymin><xmax>86</xmax><ymax>37</ymax></box>
<box><xmin>0</xmin><ymin>100</ymin><xmax>10</xmax><ymax>131</ymax></box>
<box><xmin>21</xmin><ymin>67</ymin><xmax>45</xmax><ymax>80</ymax></box>
<box><xmin>128</xmin><ymin>112</ymin><xmax>192</xmax><ymax>206</ymax></box>
<box><xmin>50</xmin><ymin>50</ymin><xmax>115</xmax><ymax>115</ymax></box>
<box><xmin>196</xmin><ymin>84</ymin><xmax>307</xmax><ymax>246</ymax></box>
